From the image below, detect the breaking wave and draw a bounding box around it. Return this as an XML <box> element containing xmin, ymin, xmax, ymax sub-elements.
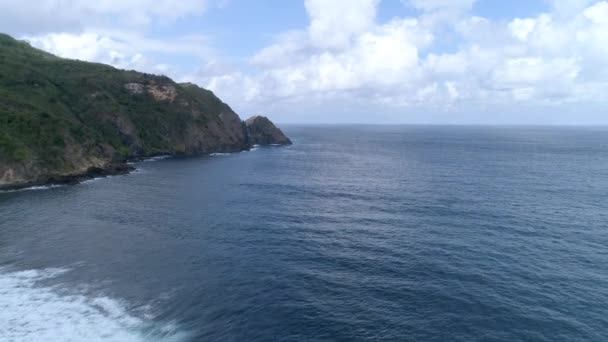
<box><xmin>0</xmin><ymin>268</ymin><xmax>190</xmax><ymax>342</ymax></box>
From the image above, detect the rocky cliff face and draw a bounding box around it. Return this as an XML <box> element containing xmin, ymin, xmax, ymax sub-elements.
<box><xmin>0</xmin><ymin>33</ymin><xmax>290</xmax><ymax>190</ymax></box>
<box><xmin>245</xmin><ymin>116</ymin><xmax>292</xmax><ymax>146</ymax></box>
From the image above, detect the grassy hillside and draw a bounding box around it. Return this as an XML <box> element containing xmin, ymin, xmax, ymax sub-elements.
<box><xmin>0</xmin><ymin>33</ymin><xmax>248</xmax><ymax>187</ymax></box>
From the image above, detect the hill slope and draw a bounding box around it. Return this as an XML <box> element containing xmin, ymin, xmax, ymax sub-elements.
<box><xmin>0</xmin><ymin>33</ymin><xmax>290</xmax><ymax>189</ymax></box>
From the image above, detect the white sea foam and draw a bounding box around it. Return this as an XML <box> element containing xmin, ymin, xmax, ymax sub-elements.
<box><xmin>210</xmin><ymin>153</ymin><xmax>231</xmax><ymax>156</ymax></box>
<box><xmin>80</xmin><ymin>169</ymin><xmax>139</xmax><ymax>185</ymax></box>
<box><xmin>243</xmin><ymin>145</ymin><xmax>259</xmax><ymax>152</ymax></box>
<box><xmin>80</xmin><ymin>177</ymin><xmax>103</xmax><ymax>184</ymax></box>
<box><xmin>0</xmin><ymin>268</ymin><xmax>189</xmax><ymax>342</ymax></box>
<box><xmin>0</xmin><ymin>184</ymin><xmax>64</xmax><ymax>194</ymax></box>
<box><xmin>143</xmin><ymin>155</ymin><xmax>172</xmax><ymax>162</ymax></box>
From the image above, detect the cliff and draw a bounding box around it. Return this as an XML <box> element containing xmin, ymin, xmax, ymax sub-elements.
<box><xmin>0</xmin><ymin>33</ymin><xmax>290</xmax><ymax>190</ymax></box>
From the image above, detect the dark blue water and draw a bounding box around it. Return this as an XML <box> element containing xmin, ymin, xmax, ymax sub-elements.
<box><xmin>1</xmin><ymin>126</ymin><xmax>608</xmax><ymax>341</ymax></box>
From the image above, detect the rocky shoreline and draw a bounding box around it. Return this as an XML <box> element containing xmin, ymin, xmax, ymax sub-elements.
<box><xmin>0</xmin><ymin>148</ymin><xmax>240</xmax><ymax>191</ymax></box>
<box><xmin>0</xmin><ymin>163</ymin><xmax>134</xmax><ymax>191</ymax></box>
<box><xmin>0</xmin><ymin>133</ymin><xmax>291</xmax><ymax>192</ymax></box>
<box><xmin>0</xmin><ymin>113</ymin><xmax>291</xmax><ymax>191</ymax></box>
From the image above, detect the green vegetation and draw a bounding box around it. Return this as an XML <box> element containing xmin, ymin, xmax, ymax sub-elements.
<box><xmin>0</xmin><ymin>33</ymin><xmax>244</xmax><ymax>181</ymax></box>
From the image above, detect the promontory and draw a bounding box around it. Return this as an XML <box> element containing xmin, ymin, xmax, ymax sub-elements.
<box><xmin>0</xmin><ymin>33</ymin><xmax>291</xmax><ymax>190</ymax></box>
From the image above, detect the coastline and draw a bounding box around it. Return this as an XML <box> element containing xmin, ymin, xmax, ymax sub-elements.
<box><xmin>0</xmin><ymin>162</ymin><xmax>135</xmax><ymax>192</ymax></box>
<box><xmin>0</xmin><ymin>145</ymin><xmax>262</xmax><ymax>192</ymax></box>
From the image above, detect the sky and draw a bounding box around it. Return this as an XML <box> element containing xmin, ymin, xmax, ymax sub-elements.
<box><xmin>0</xmin><ymin>0</ymin><xmax>607</xmax><ymax>124</ymax></box>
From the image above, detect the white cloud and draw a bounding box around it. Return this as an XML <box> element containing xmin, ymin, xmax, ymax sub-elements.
<box><xmin>305</xmin><ymin>0</ymin><xmax>379</xmax><ymax>49</ymax></box>
<box><xmin>547</xmin><ymin>0</ymin><xmax>598</xmax><ymax>17</ymax></box>
<box><xmin>408</xmin><ymin>0</ymin><xmax>476</xmax><ymax>13</ymax></box>
<box><xmin>583</xmin><ymin>1</ymin><xmax>608</xmax><ymax>23</ymax></box>
<box><xmin>251</xmin><ymin>31</ymin><xmax>309</xmax><ymax>68</ymax></box>
<box><xmin>24</xmin><ymin>32</ymin><xmax>215</xmax><ymax>76</ymax></box>
<box><xmin>5</xmin><ymin>0</ymin><xmax>608</xmax><ymax>122</ymax></box>
<box><xmin>488</xmin><ymin>57</ymin><xmax>581</xmax><ymax>104</ymax></box>
<box><xmin>298</xmin><ymin>18</ymin><xmax>426</xmax><ymax>92</ymax></box>
<box><xmin>0</xmin><ymin>0</ymin><xmax>211</xmax><ymax>34</ymax></box>
<box><xmin>203</xmin><ymin>4</ymin><xmax>432</xmax><ymax>107</ymax></box>
<box><xmin>508</xmin><ymin>18</ymin><xmax>536</xmax><ymax>41</ymax></box>
<box><xmin>1</xmin><ymin>0</ymin><xmax>221</xmax><ymax>88</ymax></box>
<box><xmin>408</xmin><ymin>0</ymin><xmax>478</xmax><ymax>29</ymax></box>
<box><xmin>25</xmin><ymin>33</ymin><xmax>141</xmax><ymax>69</ymax></box>
<box><xmin>194</xmin><ymin>0</ymin><xmax>608</xmax><ymax>119</ymax></box>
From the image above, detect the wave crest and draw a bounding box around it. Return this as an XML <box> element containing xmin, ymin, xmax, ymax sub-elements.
<box><xmin>0</xmin><ymin>268</ymin><xmax>189</xmax><ymax>342</ymax></box>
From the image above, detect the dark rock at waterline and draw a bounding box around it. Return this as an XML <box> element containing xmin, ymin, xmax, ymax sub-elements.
<box><xmin>0</xmin><ymin>163</ymin><xmax>135</xmax><ymax>191</ymax></box>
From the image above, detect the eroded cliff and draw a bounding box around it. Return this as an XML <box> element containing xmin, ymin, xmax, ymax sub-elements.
<box><xmin>0</xmin><ymin>33</ymin><xmax>290</xmax><ymax>189</ymax></box>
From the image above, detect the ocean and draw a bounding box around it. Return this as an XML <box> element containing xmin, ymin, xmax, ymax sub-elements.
<box><xmin>1</xmin><ymin>125</ymin><xmax>607</xmax><ymax>341</ymax></box>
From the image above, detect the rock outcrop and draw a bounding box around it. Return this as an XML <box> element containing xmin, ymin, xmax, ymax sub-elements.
<box><xmin>245</xmin><ymin>116</ymin><xmax>292</xmax><ymax>146</ymax></box>
<box><xmin>0</xmin><ymin>33</ymin><xmax>290</xmax><ymax>190</ymax></box>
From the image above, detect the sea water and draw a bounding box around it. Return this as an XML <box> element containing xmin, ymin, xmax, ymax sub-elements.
<box><xmin>1</xmin><ymin>125</ymin><xmax>607</xmax><ymax>341</ymax></box>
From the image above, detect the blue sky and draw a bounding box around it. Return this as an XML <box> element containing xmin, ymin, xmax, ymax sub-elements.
<box><xmin>145</xmin><ymin>0</ymin><xmax>552</xmax><ymax>67</ymax></box>
<box><xmin>1</xmin><ymin>0</ymin><xmax>607</xmax><ymax>124</ymax></box>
